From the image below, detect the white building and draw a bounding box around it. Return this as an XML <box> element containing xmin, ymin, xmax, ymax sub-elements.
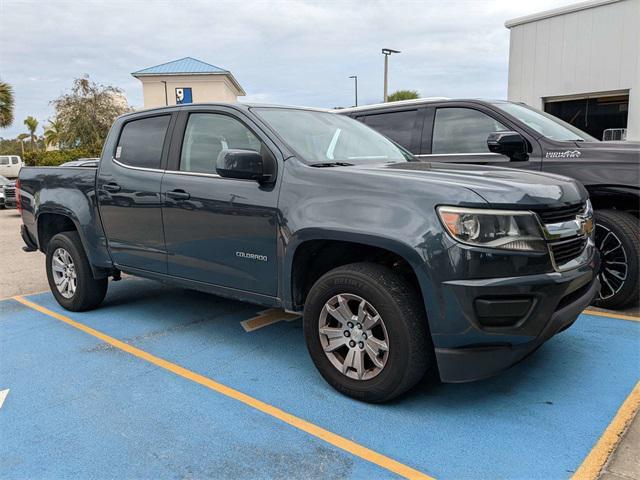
<box><xmin>506</xmin><ymin>0</ymin><xmax>639</xmax><ymax>141</ymax></box>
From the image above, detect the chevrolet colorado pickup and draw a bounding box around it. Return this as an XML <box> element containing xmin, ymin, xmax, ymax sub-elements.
<box><xmin>18</xmin><ymin>103</ymin><xmax>599</xmax><ymax>402</ymax></box>
<box><xmin>340</xmin><ymin>99</ymin><xmax>639</xmax><ymax>309</ymax></box>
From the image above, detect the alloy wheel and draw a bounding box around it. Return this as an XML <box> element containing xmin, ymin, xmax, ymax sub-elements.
<box><xmin>51</xmin><ymin>247</ymin><xmax>77</xmax><ymax>299</ymax></box>
<box><xmin>318</xmin><ymin>293</ymin><xmax>389</xmax><ymax>381</ymax></box>
<box><xmin>595</xmin><ymin>223</ymin><xmax>628</xmax><ymax>301</ymax></box>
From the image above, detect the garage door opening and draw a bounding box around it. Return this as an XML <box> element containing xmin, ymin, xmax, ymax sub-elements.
<box><xmin>544</xmin><ymin>93</ymin><xmax>629</xmax><ymax>141</ymax></box>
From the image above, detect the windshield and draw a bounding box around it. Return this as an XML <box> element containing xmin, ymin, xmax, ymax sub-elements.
<box><xmin>494</xmin><ymin>102</ymin><xmax>597</xmax><ymax>142</ymax></box>
<box><xmin>254</xmin><ymin>108</ymin><xmax>412</xmax><ymax>165</ymax></box>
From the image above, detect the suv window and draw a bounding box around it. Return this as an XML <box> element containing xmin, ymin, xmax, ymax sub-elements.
<box><xmin>0</xmin><ymin>157</ymin><xmax>9</xmax><ymax>165</ymax></box>
<box><xmin>116</xmin><ymin>115</ymin><xmax>171</xmax><ymax>169</ymax></box>
<box><xmin>11</xmin><ymin>157</ymin><xmax>19</xmax><ymax>164</ymax></box>
<box><xmin>360</xmin><ymin>110</ymin><xmax>418</xmax><ymax>149</ymax></box>
<box><xmin>180</xmin><ymin>113</ymin><xmax>261</xmax><ymax>174</ymax></box>
<box><xmin>432</xmin><ymin>108</ymin><xmax>508</xmax><ymax>154</ymax></box>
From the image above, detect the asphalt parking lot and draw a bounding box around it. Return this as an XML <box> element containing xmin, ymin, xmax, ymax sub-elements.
<box><xmin>1</xmin><ymin>277</ymin><xmax>638</xmax><ymax>479</ymax></box>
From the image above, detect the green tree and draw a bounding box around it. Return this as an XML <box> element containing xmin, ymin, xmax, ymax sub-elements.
<box><xmin>387</xmin><ymin>89</ymin><xmax>420</xmax><ymax>102</ymax></box>
<box><xmin>52</xmin><ymin>76</ymin><xmax>131</xmax><ymax>154</ymax></box>
<box><xmin>16</xmin><ymin>133</ymin><xmax>29</xmax><ymax>156</ymax></box>
<box><xmin>44</xmin><ymin>119</ymin><xmax>63</xmax><ymax>149</ymax></box>
<box><xmin>0</xmin><ymin>81</ymin><xmax>15</xmax><ymax>128</ymax></box>
<box><xmin>24</xmin><ymin>116</ymin><xmax>39</xmax><ymax>151</ymax></box>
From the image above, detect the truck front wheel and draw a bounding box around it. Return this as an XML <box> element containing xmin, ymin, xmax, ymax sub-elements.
<box><xmin>303</xmin><ymin>262</ymin><xmax>434</xmax><ymax>403</ymax></box>
<box><xmin>593</xmin><ymin>210</ymin><xmax>640</xmax><ymax>309</ymax></box>
<box><xmin>46</xmin><ymin>231</ymin><xmax>108</xmax><ymax>311</ymax></box>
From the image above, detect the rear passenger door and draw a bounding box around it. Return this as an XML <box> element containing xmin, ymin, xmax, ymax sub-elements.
<box><xmin>97</xmin><ymin>114</ymin><xmax>173</xmax><ymax>273</ymax></box>
<box><xmin>161</xmin><ymin>107</ymin><xmax>280</xmax><ymax>297</ymax></box>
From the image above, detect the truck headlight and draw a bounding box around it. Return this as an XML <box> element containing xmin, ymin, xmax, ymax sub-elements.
<box><xmin>437</xmin><ymin>206</ymin><xmax>546</xmax><ymax>252</ymax></box>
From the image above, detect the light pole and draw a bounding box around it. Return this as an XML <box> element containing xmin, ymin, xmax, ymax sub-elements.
<box><xmin>381</xmin><ymin>48</ymin><xmax>400</xmax><ymax>102</ymax></box>
<box><xmin>349</xmin><ymin>75</ymin><xmax>358</xmax><ymax>107</ymax></box>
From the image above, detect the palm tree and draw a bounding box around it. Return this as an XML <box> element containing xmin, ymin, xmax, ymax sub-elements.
<box><xmin>0</xmin><ymin>81</ymin><xmax>14</xmax><ymax>128</ymax></box>
<box><xmin>16</xmin><ymin>133</ymin><xmax>29</xmax><ymax>156</ymax></box>
<box><xmin>44</xmin><ymin>119</ymin><xmax>62</xmax><ymax>149</ymax></box>
<box><xmin>24</xmin><ymin>116</ymin><xmax>39</xmax><ymax>151</ymax></box>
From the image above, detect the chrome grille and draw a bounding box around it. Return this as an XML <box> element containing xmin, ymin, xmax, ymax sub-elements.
<box><xmin>535</xmin><ymin>201</ymin><xmax>591</xmax><ymax>270</ymax></box>
<box><xmin>3</xmin><ymin>185</ymin><xmax>15</xmax><ymax>199</ymax></box>
<box><xmin>549</xmin><ymin>236</ymin><xmax>588</xmax><ymax>266</ymax></box>
<box><xmin>534</xmin><ymin>202</ymin><xmax>586</xmax><ymax>224</ymax></box>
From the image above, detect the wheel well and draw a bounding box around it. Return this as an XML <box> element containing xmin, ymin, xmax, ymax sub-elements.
<box><xmin>588</xmin><ymin>188</ymin><xmax>640</xmax><ymax>218</ymax></box>
<box><xmin>290</xmin><ymin>240</ymin><xmax>422</xmax><ymax>309</ymax></box>
<box><xmin>37</xmin><ymin>213</ymin><xmax>77</xmax><ymax>253</ymax></box>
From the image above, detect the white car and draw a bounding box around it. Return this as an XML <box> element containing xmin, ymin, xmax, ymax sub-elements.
<box><xmin>0</xmin><ymin>155</ymin><xmax>23</xmax><ymax>179</ymax></box>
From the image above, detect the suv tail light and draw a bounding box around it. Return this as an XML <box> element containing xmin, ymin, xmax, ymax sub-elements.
<box><xmin>15</xmin><ymin>178</ymin><xmax>22</xmax><ymax>212</ymax></box>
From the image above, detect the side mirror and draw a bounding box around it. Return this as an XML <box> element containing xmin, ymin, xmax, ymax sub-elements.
<box><xmin>487</xmin><ymin>131</ymin><xmax>528</xmax><ymax>161</ymax></box>
<box><xmin>216</xmin><ymin>149</ymin><xmax>276</xmax><ymax>183</ymax></box>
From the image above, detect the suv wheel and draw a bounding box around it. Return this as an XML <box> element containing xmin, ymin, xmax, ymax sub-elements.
<box><xmin>303</xmin><ymin>262</ymin><xmax>434</xmax><ymax>403</ymax></box>
<box><xmin>593</xmin><ymin>210</ymin><xmax>639</xmax><ymax>309</ymax></box>
<box><xmin>46</xmin><ymin>231</ymin><xmax>108</xmax><ymax>311</ymax></box>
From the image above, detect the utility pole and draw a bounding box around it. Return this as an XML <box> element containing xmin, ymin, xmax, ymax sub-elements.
<box><xmin>349</xmin><ymin>75</ymin><xmax>358</xmax><ymax>107</ymax></box>
<box><xmin>381</xmin><ymin>48</ymin><xmax>400</xmax><ymax>102</ymax></box>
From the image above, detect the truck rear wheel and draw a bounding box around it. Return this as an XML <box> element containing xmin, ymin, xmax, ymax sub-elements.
<box><xmin>303</xmin><ymin>262</ymin><xmax>434</xmax><ymax>403</ymax></box>
<box><xmin>46</xmin><ymin>231</ymin><xmax>108</xmax><ymax>311</ymax></box>
<box><xmin>593</xmin><ymin>210</ymin><xmax>639</xmax><ymax>309</ymax></box>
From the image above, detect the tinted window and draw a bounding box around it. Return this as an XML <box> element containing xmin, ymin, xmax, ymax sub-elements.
<box><xmin>0</xmin><ymin>157</ymin><xmax>9</xmax><ymax>165</ymax></box>
<box><xmin>361</xmin><ymin>110</ymin><xmax>418</xmax><ymax>149</ymax></box>
<box><xmin>116</xmin><ymin>115</ymin><xmax>170</xmax><ymax>169</ymax></box>
<box><xmin>180</xmin><ymin>113</ymin><xmax>262</xmax><ymax>174</ymax></box>
<box><xmin>432</xmin><ymin>108</ymin><xmax>508</xmax><ymax>154</ymax></box>
<box><xmin>11</xmin><ymin>157</ymin><xmax>19</xmax><ymax>164</ymax></box>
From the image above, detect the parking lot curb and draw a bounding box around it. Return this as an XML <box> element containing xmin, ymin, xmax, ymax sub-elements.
<box><xmin>572</xmin><ymin>382</ymin><xmax>640</xmax><ymax>480</ymax></box>
<box><xmin>12</xmin><ymin>295</ymin><xmax>434</xmax><ymax>480</ymax></box>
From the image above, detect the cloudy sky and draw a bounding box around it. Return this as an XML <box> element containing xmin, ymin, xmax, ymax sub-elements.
<box><xmin>1</xmin><ymin>0</ymin><xmax>577</xmax><ymax>138</ymax></box>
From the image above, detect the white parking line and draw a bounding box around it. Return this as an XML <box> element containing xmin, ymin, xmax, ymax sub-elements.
<box><xmin>241</xmin><ymin>309</ymin><xmax>300</xmax><ymax>332</ymax></box>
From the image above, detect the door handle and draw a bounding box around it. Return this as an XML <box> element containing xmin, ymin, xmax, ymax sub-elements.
<box><xmin>103</xmin><ymin>182</ymin><xmax>121</xmax><ymax>193</ymax></box>
<box><xmin>166</xmin><ymin>189</ymin><xmax>191</xmax><ymax>200</ymax></box>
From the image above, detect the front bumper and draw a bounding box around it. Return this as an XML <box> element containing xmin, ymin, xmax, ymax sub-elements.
<box><xmin>434</xmin><ymin>251</ymin><xmax>600</xmax><ymax>383</ymax></box>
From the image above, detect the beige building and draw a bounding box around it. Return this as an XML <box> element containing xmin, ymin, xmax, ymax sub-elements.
<box><xmin>132</xmin><ymin>57</ymin><xmax>246</xmax><ymax>108</ymax></box>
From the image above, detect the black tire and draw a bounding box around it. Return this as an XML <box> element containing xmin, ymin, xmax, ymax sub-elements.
<box><xmin>593</xmin><ymin>210</ymin><xmax>640</xmax><ymax>309</ymax></box>
<box><xmin>45</xmin><ymin>231</ymin><xmax>108</xmax><ymax>311</ymax></box>
<box><xmin>303</xmin><ymin>262</ymin><xmax>434</xmax><ymax>403</ymax></box>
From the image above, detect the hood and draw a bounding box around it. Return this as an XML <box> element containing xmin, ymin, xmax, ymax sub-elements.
<box><xmin>356</xmin><ymin>161</ymin><xmax>587</xmax><ymax>209</ymax></box>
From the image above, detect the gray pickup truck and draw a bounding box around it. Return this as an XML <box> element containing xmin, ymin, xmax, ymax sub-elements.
<box><xmin>18</xmin><ymin>104</ymin><xmax>599</xmax><ymax>402</ymax></box>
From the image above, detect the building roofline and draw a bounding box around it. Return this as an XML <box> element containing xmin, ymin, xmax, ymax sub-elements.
<box><xmin>505</xmin><ymin>0</ymin><xmax>622</xmax><ymax>28</ymax></box>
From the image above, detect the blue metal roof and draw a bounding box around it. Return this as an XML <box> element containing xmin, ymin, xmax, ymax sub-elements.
<box><xmin>132</xmin><ymin>57</ymin><xmax>228</xmax><ymax>76</ymax></box>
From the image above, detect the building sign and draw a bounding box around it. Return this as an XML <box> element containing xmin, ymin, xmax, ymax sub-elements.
<box><xmin>176</xmin><ymin>87</ymin><xmax>193</xmax><ymax>104</ymax></box>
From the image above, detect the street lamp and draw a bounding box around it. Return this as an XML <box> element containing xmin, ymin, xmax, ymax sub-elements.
<box><xmin>381</xmin><ymin>48</ymin><xmax>401</xmax><ymax>102</ymax></box>
<box><xmin>349</xmin><ymin>75</ymin><xmax>358</xmax><ymax>107</ymax></box>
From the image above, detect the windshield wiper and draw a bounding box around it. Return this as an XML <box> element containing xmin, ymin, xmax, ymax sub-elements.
<box><xmin>310</xmin><ymin>162</ymin><xmax>354</xmax><ymax>167</ymax></box>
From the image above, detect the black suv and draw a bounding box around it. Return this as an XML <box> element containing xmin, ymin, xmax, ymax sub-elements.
<box><xmin>340</xmin><ymin>99</ymin><xmax>639</xmax><ymax>309</ymax></box>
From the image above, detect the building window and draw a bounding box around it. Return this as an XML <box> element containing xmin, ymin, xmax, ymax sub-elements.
<box><xmin>544</xmin><ymin>94</ymin><xmax>629</xmax><ymax>141</ymax></box>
